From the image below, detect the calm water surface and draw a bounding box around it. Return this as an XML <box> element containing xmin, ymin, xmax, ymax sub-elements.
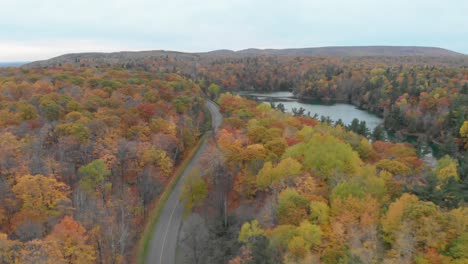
<box><xmin>239</xmin><ymin>91</ymin><xmax>382</xmax><ymax>130</ymax></box>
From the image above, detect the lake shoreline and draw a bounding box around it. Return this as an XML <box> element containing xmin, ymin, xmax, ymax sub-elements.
<box><xmin>236</xmin><ymin>90</ymin><xmax>383</xmax><ymax>129</ymax></box>
<box><xmin>236</xmin><ymin>90</ymin><xmax>441</xmax><ymax>160</ymax></box>
<box><xmin>236</xmin><ymin>90</ymin><xmax>384</xmax><ymax>117</ymax></box>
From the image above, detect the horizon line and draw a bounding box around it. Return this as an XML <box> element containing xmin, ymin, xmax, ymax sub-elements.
<box><xmin>2</xmin><ymin>45</ymin><xmax>467</xmax><ymax>63</ymax></box>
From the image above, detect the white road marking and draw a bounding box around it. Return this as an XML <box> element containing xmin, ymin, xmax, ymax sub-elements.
<box><xmin>159</xmin><ymin>201</ymin><xmax>180</xmax><ymax>264</ymax></box>
<box><xmin>149</xmin><ymin>100</ymin><xmax>221</xmax><ymax>264</ymax></box>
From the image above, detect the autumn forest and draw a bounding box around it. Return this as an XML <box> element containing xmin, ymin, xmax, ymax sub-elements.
<box><xmin>0</xmin><ymin>50</ymin><xmax>467</xmax><ymax>264</ymax></box>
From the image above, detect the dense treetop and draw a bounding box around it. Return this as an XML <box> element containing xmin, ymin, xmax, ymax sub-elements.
<box><xmin>0</xmin><ymin>66</ymin><xmax>208</xmax><ymax>263</ymax></box>
<box><xmin>205</xmin><ymin>94</ymin><xmax>467</xmax><ymax>264</ymax></box>
<box><xmin>0</xmin><ymin>49</ymin><xmax>466</xmax><ymax>263</ymax></box>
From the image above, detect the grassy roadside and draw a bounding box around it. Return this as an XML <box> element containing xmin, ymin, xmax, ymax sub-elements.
<box><xmin>135</xmin><ymin>102</ymin><xmax>212</xmax><ymax>264</ymax></box>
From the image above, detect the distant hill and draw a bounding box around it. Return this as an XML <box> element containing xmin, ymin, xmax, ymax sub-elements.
<box><xmin>235</xmin><ymin>46</ymin><xmax>466</xmax><ymax>57</ymax></box>
<box><xmin>25</xmin><ymin>50</ymin><xmax>201</xmax><ymax>68</ymax></box>
<box><xmin>0</xmin><ymin>62</ymin><xmax>29</xmax><ymax>67</ymax></box>
<box><xmin>25</xmin><ymin>46</ymin><xmax>467</xmax><ymax>68</ymax></box>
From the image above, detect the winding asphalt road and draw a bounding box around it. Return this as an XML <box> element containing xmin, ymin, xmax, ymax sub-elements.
<box><xmin>145</xmin><ymin>100</ymin><xmax>222</xmax><ymax>264</ymax></box>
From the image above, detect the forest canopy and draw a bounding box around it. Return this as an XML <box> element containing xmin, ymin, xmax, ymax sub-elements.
<box><xmin>0</xmin><ymin>66</ymin><xmax>208</xmax><ymax>263</ymax></box>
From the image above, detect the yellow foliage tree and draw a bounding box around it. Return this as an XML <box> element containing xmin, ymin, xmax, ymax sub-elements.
<box><xmin>0</xmin><ymin>233</ymin><xmax>21</xmax><ymax>263</ymax></box>
<box><xmin>381</xmin><ymin>193</ymin><xmax>418</xmax><ymax>244</ymax></box>
<box><xmin>19</xmin><ymin>239</ymin><xmax>65</xmax><ymax>264</ymax></box>
<box><xmin>256</xmin><ymin>157</ymin><xmax>302</xmax><ymax>190</ymax></box>
<box><xmin>12</xmin><ymin>174</ymin><xmax>70</xmax><ymax>218</ymax></box>
<box><xmin>46</xmin><ymin>216</ymin><xmax>96</xmax><ymax>264</ymax></box>
<box><xmin>435</xmin><ymin>155</ymin><xmax>459</xmax><ymax>181</ymax></box>
<box><xmin>141</xmin><ymin>146</ymin><xmax>174</xmax><ymax>177</ymax></box>
<box><xmin>375</xmin><ymin>159</ymin><xmax>412</xmax><ymax>176</ymax></box>
<box><xmin>238</xmin><ymin>220</ymin><xmax>264</xmax><ymax>243</ymax></box>
<box><xmin>460</xmin><ymin>121</ymin><xmax>468</xmax><ymax>149</ymax></box>
<box><xmin>287</xmin><ymin>236</ymin><xmax>309</xmax><ymax>261</ymax></box>
<box><xmin>180</xmin><ymin>170</ymin><xmax>208</xmax><ymax>214</ymax></box>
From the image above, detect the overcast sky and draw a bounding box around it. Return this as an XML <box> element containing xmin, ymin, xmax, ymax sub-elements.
<box><xmin>1</xmin><ymin>0</ymin><xmax>467</xmax><ymax>61</ymax></box>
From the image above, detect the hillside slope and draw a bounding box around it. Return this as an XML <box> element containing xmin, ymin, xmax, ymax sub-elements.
<box><xmin>237</xmin><ymin>46</ymin><xmax>465</xmax><ymax>56</ymax></box>
<box><xmin>25</xmin><ymin>46</ymin><xmax>466</xmax><ymax>68</ymax></box>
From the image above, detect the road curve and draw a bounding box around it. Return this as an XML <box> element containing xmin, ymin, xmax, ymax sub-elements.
<box><xmin>145</xmin><ymin>100</ymin><xmax>222</xmax><ymax>264</ymax></box>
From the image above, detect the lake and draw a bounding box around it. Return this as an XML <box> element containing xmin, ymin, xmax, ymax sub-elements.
<box><xmin>238</xmin><ymin>91</ymin><xmax>383</xmax><ymax>131</ymax></box>
<box><xmin>238</xmin><ymin>91</ymin><xmax>439</xmax><ymax>166</ymax></box>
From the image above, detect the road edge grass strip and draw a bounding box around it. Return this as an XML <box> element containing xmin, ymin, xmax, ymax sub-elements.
<box><xmin>136</xmin><ymin>135</ymin><xmax>207</xmax><ymax>264</ymax></box>
<box><xmin>136</xmin><ymin>102</ymin><xmax>212</xmax><ymax>264</ymax></box>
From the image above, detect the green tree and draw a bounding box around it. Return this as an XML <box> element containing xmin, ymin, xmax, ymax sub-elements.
<box><xmin>296</xmin><ymin>220</ymin><xmax>322</xmax><ymax>247</ymax></box>
<box><xmin>309</xmin><ymin>201</ymin><xmax>330</xmax><ymax>225</ymax></box>
<box><xmin>238</xmin><ymin>220</ymin><xmax>264</xmax><ymax>243</ymax></box>
<box><xmin>180</xmin><ymin>170</ymin><xmax>207</xmax><ymax>213</ymax></box>
<box><xmin>18</xmin><ymin>103</ymin><xmax>38</xmax><ymax>121</ymax></box>
<box><xmin>269</xmin><ymin>225</ymin><xmax>298</xmax><ymax>253</ymax></box>
<box><xmin>410</xmin><ymin>174</ymin><xmax>463</xmax><ymax>208</ymax></box>
<box><xmin>56</xmin><ymin>123</ymin><xmax>90</xmax><ymax>142</ymax></box>
<box><xmin>249</xmin><ymin>235</ymin><xmax>275</xmax><ymax>264</ymax></box>
<box><xmin>347</xmin><ymin>118</ymin><xmax>360</xmax><ymax>134</ymax></box>
<box><xmin>448</xmin><ymin>232</ymin><xmax>468</xmax><ymax>259</ymax></box>
<box><xmin>371</xmin><ymin>125</ymin><xmax>385</xmax><ymax>141</ymax></box>
<box><xmin>41</xmin><ymin>101</ymin><xmax>61</xmax><ymax>121</ymax></box>
<box><xmin>284</xmin><ymin>134</ymin><xmax>361</xmax><ymax>179</ymax></box>
<box><xmin>79</xmin><ymin>160</ymin><xmax>111</xmax><ymax>202</ymax></box>
<box><xmin>208</xmin><ymin>83</ymin><xmax>221</xmax><ymax>100</ymax></box>
<box><xmin>276</xmin><ymin>189</ymin><xmax>309</xmax><ymax>225</ymax></box>
<box><xmin>358</xmin><ymin>120</ymin><xmax>370</xmax><ymax>137</ymax></box>
<box><xmin>331</xmin><ymin>181</ymin><xmax>365</xmax><ymax>201</ymax></box>
<box><xmin>256</xmin><ymin>158</ymin><xmax>302</xmax><ymax>190</ymax></box>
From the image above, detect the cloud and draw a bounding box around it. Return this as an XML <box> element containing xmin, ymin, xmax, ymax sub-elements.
<box><xmin>0</xmin><ymin>0</ymin><xmax>467</xmax><ymax>61</ymax></box>
<box><xmin>0</xmin><ymin>40</ymin><xmax>141</xmax><ymax>61</ymax></box>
